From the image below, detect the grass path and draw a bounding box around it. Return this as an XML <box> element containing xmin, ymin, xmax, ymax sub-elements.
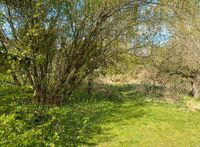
<box><xmin>1</xmin><ymin>85</ymin><xmax>200</xmax><ymax>146</ymax></box>
<box><xmin>87</xmin><ymin>89</ymin><xmax>200</xmax><ymax>147</ymax></box>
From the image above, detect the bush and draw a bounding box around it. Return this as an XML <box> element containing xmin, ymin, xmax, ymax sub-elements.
<box><xmin>0</xmin><ymin>86</ymin><xmax>115</xmax><ymax>146</ymax></box>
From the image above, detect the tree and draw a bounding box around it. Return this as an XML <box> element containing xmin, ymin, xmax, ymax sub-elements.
<box><xmin>151</xmin><ymin>0</ymin><xmax>200</xmax><ymax>98</ymax></box>
<box><xmin>130</xmin><ymin>0</ymin><xmax>200</xmax><ymax>98</ymax></box>
<box><xmin>0</xmin><ymin>0</ymin><xmax>144</xmax><ymax>104</ymax></box>
<box><xmin>159</xmin><ymin>22</ymin><xmax>200</xmax><ymax>97</ymax></box>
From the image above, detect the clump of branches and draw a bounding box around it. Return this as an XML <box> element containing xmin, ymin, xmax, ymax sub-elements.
<box><xmin>0</xmin><ymin>0</ymin><xmax>145</xmax><ymax>104</ymax></box>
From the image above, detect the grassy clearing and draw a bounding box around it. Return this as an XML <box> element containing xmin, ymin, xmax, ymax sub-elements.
<box><xmin>1</xmin><ymin>84</ymin><xmax>200</xmax><ymax>146</ymax></box>
<box><xmin>92</xmin><ymin>102</ymin><xmax>200</xmax><ymax>147</ymax></box>
<box><xmin>88</xmin><ymin>86</ymin><xmax>200</xmax><ymax>147</ymax></box>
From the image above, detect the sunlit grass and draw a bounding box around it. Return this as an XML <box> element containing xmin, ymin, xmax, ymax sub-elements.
<box><xmin>91</xmin><ymin>100</ymin><xmax>200</xmax><ymax>147</ymax></box>
<box><xmin>1</xmin><ymin>84</ymin><xmax>200</xmax><ymax>146</ymax></box>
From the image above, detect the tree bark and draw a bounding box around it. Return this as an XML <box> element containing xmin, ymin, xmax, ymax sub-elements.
<box><xmin>87</xmin><ymin>76</ymin><xmax>93</xmax><ymax>94</ymax></box>
<box><xmin>191</xmin><ymin>78</ymin><xmax>199</xmax><ymax>98</ymax></box>
<box><xmin>33</xmin><ymin>84</ymin><xmax>48</xmax><ymax>104</ymax></box>
<box><xmin>11</xmin><ymin>72</ymin><xmax>21</xmax><ymax>86</ymax></box>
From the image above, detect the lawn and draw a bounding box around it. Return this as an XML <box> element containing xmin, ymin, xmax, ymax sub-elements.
<box><xmin>1</xmin><ymin>84</ymin><xmax>200</xmax><ymax>146</ymax></box>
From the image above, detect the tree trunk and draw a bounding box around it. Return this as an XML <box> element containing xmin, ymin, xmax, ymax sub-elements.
<box><xmin>191</xmin><ymin>78</ymin><xmax>199</xmax><ymax>98</ymax></box>
<box><xmin>87</xmin><ymin>76</ymin><xmax>93</xmax><ymax>94</ymax></box>
<box><xmin>11</xmin><ymin>72</ymin><xmax>21</xmax><ymax>86</ymax></box>
<box><xmin>33</xmin><ymin>85</ymin><xmax>47</xmax><ymax>104</ymax></box>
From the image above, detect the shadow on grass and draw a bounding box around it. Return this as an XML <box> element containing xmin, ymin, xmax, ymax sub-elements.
<box><xmin>0</xmin><ymin>83</ymin><xmax>165</xmax><ymax>146</ymax></box>
<box><xmin>69</xmin><ymin>83</ymin><xmax>167</xmax><ymax>145</ymax></box>
<box><xmin>71</xmin><ymin>82</ymin><xmax>166</xmax><ymax>104</ymax></box>
<box><xmin>65</xmin><ymin>83</ymin><xmax>160</xmax><ymax>145</ymax></box>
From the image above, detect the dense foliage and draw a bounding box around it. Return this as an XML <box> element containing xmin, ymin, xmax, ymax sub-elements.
<box><xmin>1</xmin><ymin>0</ymin><xmax>200</xmax><ymax>146</ymax></box>
<box><xmin>0</xmin><ymin>0</ymin><xmax>140</xmax><ymax>104</ymax></box>
<box><xmin>0</xmin><ymin>85</ymin><xmax>116</xmax><ymax>146</ymax></box>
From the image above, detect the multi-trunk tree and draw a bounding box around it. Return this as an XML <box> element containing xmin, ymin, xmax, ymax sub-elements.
<box><xmin>0</xmin><ymin>0</ymin><xmax>142</xmax><ymax>104</ymax></box>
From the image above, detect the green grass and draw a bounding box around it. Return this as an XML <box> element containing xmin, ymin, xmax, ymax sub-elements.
<box><xmin>1</xmin><ymin>84</ymin><xmax>200</xmax><ymax>146</ymax></box>
<box><xmin>0</xmin><ymin>86</ymin><xmax>115</xmax><ymax>146</ymax></box>
<box><xmin>87</xmin><ymin>86</ymin><xmax>200</xmax><ymax>147</ymax></box>
<box><xmin>91</xmin><ymin>102</ymin><xmax>200</xmax><ymax>147</ymax></box>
